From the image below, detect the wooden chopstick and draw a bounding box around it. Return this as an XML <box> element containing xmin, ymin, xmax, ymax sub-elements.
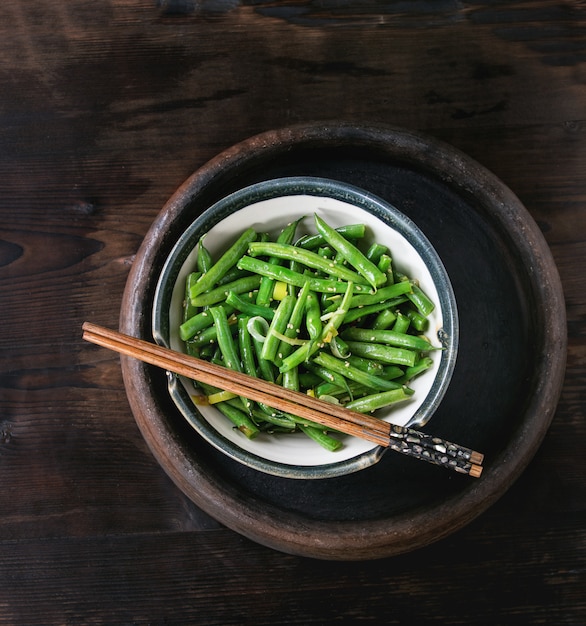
<box><xmin>82</xmin><ymin>322</ymin><xmax>483</xmax><ymax>477</ymax></box>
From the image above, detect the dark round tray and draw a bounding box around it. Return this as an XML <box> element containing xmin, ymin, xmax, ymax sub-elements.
<box><xmin>119</xmin><ymin>123</ymin><xmax>567</xmax><ymax>560</ymax></box>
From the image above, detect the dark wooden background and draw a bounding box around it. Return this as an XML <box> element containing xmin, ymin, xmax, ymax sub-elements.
<box><xmin>1</xmin><ymin>1</ymin><xmax>584</xmax><ymax>624</ymax></box>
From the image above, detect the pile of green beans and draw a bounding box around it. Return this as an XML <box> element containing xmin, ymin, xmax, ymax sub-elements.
<box><xmin>179</xmin><ymin>214</ymin><xmax>437</xmax><ymax>452</ymax></box>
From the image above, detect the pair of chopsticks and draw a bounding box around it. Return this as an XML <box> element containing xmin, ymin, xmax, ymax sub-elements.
<box><xmin>82</xmin><ymin>322</ymin><xmax>483</xmax><ymax>477</ymax></box>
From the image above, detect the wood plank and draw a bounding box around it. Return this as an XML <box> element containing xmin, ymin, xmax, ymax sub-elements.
<box><xmin>0</xmin><ymin>0</ymin><xmax>584</xmax><ymax>621</ymax></box>
<box><xmin>0</xmin><ymin>514</ymin><xmax>584</xmax><ymax>624</ymax></box>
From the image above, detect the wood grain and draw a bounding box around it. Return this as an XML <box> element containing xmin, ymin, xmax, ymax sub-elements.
<box><xmin>0</xmin><ymin>0</ymin><xmax>584</xmax><ymax>622</ymax></box>
<box><xmin>1</xmin><ymin>517</ymin><xmax>584</xmax><ymax>625</ymax></box>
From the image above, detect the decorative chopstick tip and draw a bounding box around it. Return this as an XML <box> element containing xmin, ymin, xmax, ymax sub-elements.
<box><xmin>469</xmin><ymin>464</ymin><xmax>483</xmax><ymax>478</ymax></box>
<box><xmin>470</xmin><ymin>451</ymin><xmax>484</xmax><ymax>466</ymax></box>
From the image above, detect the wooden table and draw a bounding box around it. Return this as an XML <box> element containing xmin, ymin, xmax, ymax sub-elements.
<box><xmin>1</xmin><ymin>1</ymin><xmax>584</xmax><ymax>623</ymax></box>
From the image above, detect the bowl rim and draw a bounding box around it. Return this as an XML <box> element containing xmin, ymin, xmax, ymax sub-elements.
<box><xmin>151</xmin><ymin>175</ymin><xmax>459</xmax><ymax>479</ymax></box>
<box><xmin>119</xmin><ymin>123</ymin><xmax>567</xmax><ymax>559</ymax></box>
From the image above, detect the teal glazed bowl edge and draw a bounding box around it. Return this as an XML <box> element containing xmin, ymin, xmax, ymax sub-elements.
<box><xmin>151</xmin><ymin>176</ymin><xmax>459</xmax><ymax>480</ymax></box>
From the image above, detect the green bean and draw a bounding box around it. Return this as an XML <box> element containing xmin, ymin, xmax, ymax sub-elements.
<box><xmin>341</xmin><ymin>327</ymin><xmax>434</xmax><ymax>352</ymax></box>
<box><xmin>313</xmin><ymin>380</ymin><xmax>346</xmax><ymax>397</ymax></box>
<box><xmin>180</xmin><ymin>303</ymin><xmax>235</xmax><ymax>342</ymax></box>
<box><xmin>320</xmin><ymin>280</ymin><xmax>354</xmax><ymax>344</ymax></box>
<box><xmin>215</xmin><ymin>402</ymin><xmax>260</xmax><ymax>439</ymax></box>
<box><xmin>278</xmin><ymin>281</ymin><xmax>311</xmax><ymax>390</ymax></box>
<box><xmin>398</xmin><ymin>356</ymin><xmax>434</xmax><ymax>383</ymax></box>
<box><xmin>298</xmin><ymin>371</ymin><xmax>322</xmax><ymax>389</ymax></box>
<box><xmin>410</xmin><ymin>284</ymin><xmax>436</xmax><ymax>317</ymax></box>
<box><xmin>377</xmin><ymin>254</ymin><xmax>393</xmax><ymax>276</ymax></box>
<box><xmin>278</xmin><ymin>332</ymin><xmax>318</xmax><ymax>374</ymax></box>
<box><xmin>237</xmin><ymin>256</ymin><xmax>372</xmax><ymax>294</ymax></box>
<box><xmin>312</xmin><ymin>351</ymin><xmax>403</xmax><ymax>392</ymax></box>
<box><xmin>281</xmin><ymin>365</ymin><xmax>299</xmax><ymax>393</ymax></box>
<box><xmin>298</xmin><ymin>424</ymin><xmax>342</xmax><ymax>452</ymax></box>
<box><xmin>237</xmin><ymin>395</ymin><xmax>334</xmax><ymax>438</ymax></box>
<box><xmin>248</xmin><ymin>242</ymin><xmax>370</xmax><ymax>285</ymax></box>
<box><xmin>342</xmin><ymin>281</ymin><xmax>412</xmax><ymax>309</ymax></box>
<box><xmin>312</xmin><ymin>383</ymin><xmax>342</xmax><ymax>399</ymax></box>
<box><xmin>344</xmin><ymin>340</ymin><xmax>418</xmax><ymax>367</ymax></box>
<box><xmin>305</xmin><ymin>362</ymin><xmax>351</xmax><ymax>391</ymax></box>
<box><xmin>249</xmin><ymin>406</ymin><xmax>297</xmax><ymax>430</ymax></box>
<box><xmin>366</xmin><ymin>242</ymin><xmax>387</xmax><ymax>263</ymax></box>
<box><xmin>330</xmin><ymin>335</ymin><xmax>350</xmax><ymax>358</ymax></box>
<box><xmin>305</xmin><ymin>290</ymin><xmax>322</xmax><ymax>342</ymax></box>
<box><xmin>316</xmin><ymin>380</ymin><xmax>382</xmax><ymax>401</ymax></box>
<box><xmin>183</xmin><ymin>272</ymin><xmax>201</xmax><ymax>322</ymax></box>
<box><xmin>281</xmin><ymin>281</ymin><xmax>310</xmax><ymax>350</ymax></box>
<box><xmin>208</xmin><ymin>306</ymin><xmax>241</xmax><ymax>372</ymax></box>
<box><xmin>190</xmin><ymin>274</ymin><xmax>261</xmax><ymax>308</ymax></box>
<box><xmin>314</xmin><ymin>214</ymin><xmax>386</xmax><ymax>289</ymax></box>
<box><xmin>405</xmin><ymin>308</ymin><xmax>429</xmax><ymax>332</ymax></box>
<box><xmin>255</xmin><ymin>279</ymin><xmax>275</xmax><ymax>308</ymax></box>
<box><xmin>209</xmin><ymin>347</ymin><xmax>224</xmax><ymax>366</ymax></box>
<box><xmin>372</xmin><ymin>308</ymin><xmax>397</xmax><ymax>330</ymax></box>
<box><xmin>280</xmin><ymin>219</ymin><xmax>303</xmax><ymax>241</ymax></box>
<box><xmin>185</xmin><ymin>340</ymin><xmax>200</xmax><ymax>358</ymax></box>
<box><xmin>342</xmin><ymin>299</ymin><xmax>404</xmax><ymax>324</ymax></box>
<box><xmin>251</xmin><ymin>322</ymin><xmax>276</xmax><ymax>383</ymax></box>
<box><xmin>256</xmin><ymin>219</ymin><xmax>301</xmax><ymax>306</ymax></box>
<box><xmin>216</xmin><ymin>266</ymin><xmax>252</xmax><ymax>287</ymax></box>
<box><xmin>260</xmin><ymin>295</ymin><xmax>296</xmax><ymax>363</ymax></box>
<box><xmin>238</xmin><ymin>317</ymin><xmax>283</xmax><ymax>418</ymax></box>
<box><xmin>393</xmin><ymin>311</ymin><xmax>411</xmax><ymax>334</ymax></box>
<box><xmin>238</xmin><ymin>316</ymin><xmax>258</xmax><ymax>378</ymax></box>
<box><xmin>196</xmin><ymin>235</ymin><xmax>213</xmax><ymax>274</ymax></box>
<box><xmin>345</xmin><ymin>355</ymin><xmax>385</xmax><ymax>375</ymax></box>
<box><xmin>316</xmin><ymin>247</ymin><xmax>340</xmax><ymax>309</ymax></box>
<box><xmin>188</xmin><ymin>321</ymin><xmax>238</xmax><ymax>348</ymax></box>
<box><xmin>297</xmin><ymin>223</ymin><xmax>366</xmax><ymax>249</ymax></box>
<box><xmin>190</xmin><ymin>227</ymin><xmax>258</xmax><ymax>299</ymax></box>
<box><xmin>382</xmin><ymin>365</ymin><xmax>405</xmax><ymax>380</ymax></box>
<box><xmin>317</xmin><ymin>245</ymin><xmax>335</xmax><ymax>260</ymax></box>
<box><xmin>210</xmin><ymin>307</ymin><xmax>252</xmax><ymax>412</ymax></box>
<box><xmin>225</xmin><ymin>291</ymin><xmax>275</xmax><ymax>321</ymax></box>
<box><xmin>397</xmin><ymin>275</ymin><xmax>435</xmax><ymax>317</ymax></box>
<box><xmin>344</xmin><ymin>387</ymin><xmax>412</xmax><ymax>414</ymax></box>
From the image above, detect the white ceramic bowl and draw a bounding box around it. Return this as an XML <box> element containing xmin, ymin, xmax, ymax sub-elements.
<box><xmin>152</xmin><ymin>177</ymin><xmax>458</xmax><ymax>479</ymax></box>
